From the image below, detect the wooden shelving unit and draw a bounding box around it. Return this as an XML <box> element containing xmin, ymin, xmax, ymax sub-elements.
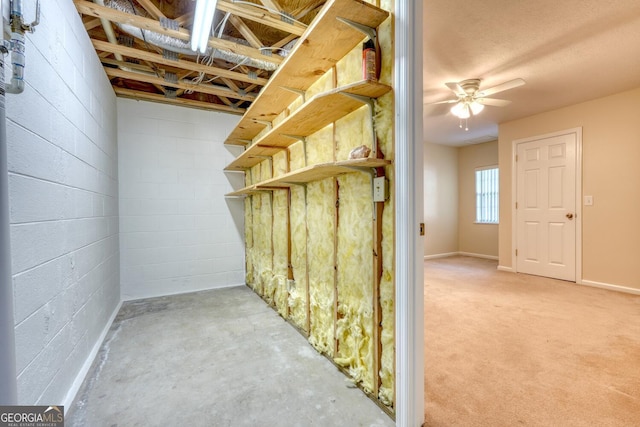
<box><xmin>225</xmin><ymin>185</ymin><xmax>258</xmax><ymax>197</ymax></box>
<box><xmin>224</xmin><ymin>0</ymin><xmax>389</xmax><ymax>146</ymax></box>
<box><xmin>225</xmin><ymin>158</ymin><xmax>391</xmax><ymax>197</ymax></box>
<box><xmin>224</xmin><ymin>0</ymin><xmax>394</xmax><ymax>412</ymax></box>
<box><xmin>225</xmin><ymin>80</ymin><xmax>391</xmax><ymax>171</ymax></box>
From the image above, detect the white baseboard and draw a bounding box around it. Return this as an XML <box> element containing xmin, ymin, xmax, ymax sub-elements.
<box><xmin>424</xmin><ymin>252</ymin><xmax>498</xmax><ymax>261</ymax></box>
<box><xmin>497</xmin><ymin>265</ymin><xmax>515</xmax><ymax>272</ymax></box>
<box><xmin>62</xmin><ymin>299</ymin><xmax>123</xmax><ymax>409</ymax></box>
<box><xmin>580</xmin><ymin>279</ymin><xmax>640</xmax><ymax>296</ymax></box>
<box><xmin>121</xmin><ymin>282</ymin><xmax>245</xmax><ymax>302</ymax></box>
<box><xmin>424</xmin><ymin>252</ymin><xmax>458</xmax><ymax>260</ymax></box>
<box><xmin>458</xmin><ymin>252</ymin><xmax>498</xmax><ymax>261</ymax></box>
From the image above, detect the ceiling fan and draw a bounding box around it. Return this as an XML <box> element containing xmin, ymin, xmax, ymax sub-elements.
<box><xmin>433</xmin><ymin>78</ymin><xmax>526</xmax><ymax>129</ymax></box>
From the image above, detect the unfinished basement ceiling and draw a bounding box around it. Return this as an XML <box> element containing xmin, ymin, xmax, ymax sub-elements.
<box><xmin>74</xmin><ymin>0</ymin><xmax>325</xmax><ymax>114</ymax></box>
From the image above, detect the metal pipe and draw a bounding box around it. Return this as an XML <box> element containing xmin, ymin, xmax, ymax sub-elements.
<box><xmin>6</xmin><ymin>0</ymin><xmax>38</xmax><ymax>94</ymax></box>
<box><xmin>93</xmin><ymin>0</ymin><xmax>124</xmax><ymax>62</ymax></box>
<box><xmin>0</xmin><ymin>4</ymin><xmax>19</xmax><ymax>402</ymax></box>
<box><xmin>6</xmin><ymin>0</ymin><xmax>25</xmax><ymax>93</ymax></box>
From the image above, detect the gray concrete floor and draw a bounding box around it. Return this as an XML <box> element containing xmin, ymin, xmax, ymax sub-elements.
<box><xmin>67</xmin><ymin>286</ymin><xmax>394</xmax><ymax>426</ymax></box>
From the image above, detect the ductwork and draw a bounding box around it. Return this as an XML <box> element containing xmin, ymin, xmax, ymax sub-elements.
<box><xmin>103</xmin><ymin>0</ymin><xmax>283</xmax><ymax>71</ymax></box>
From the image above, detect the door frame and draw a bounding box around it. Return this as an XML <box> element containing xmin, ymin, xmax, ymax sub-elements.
<box><xmin>510</xmin><ymin>127</ymin><xmax>583</xmax><ymax>283</ymax></box>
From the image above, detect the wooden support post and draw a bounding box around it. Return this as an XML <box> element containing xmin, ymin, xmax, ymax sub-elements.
<box><xmin>285</xmin><ymin>189</ymin><xmax>293</xmax><ymax>319</ymax></box>
<box><xmin>246</xmin><ymin>194</ymin><xmax>254</xmax><ymax>286</ymax></box>
<box><xmin>269</xmin><ymin>190</ymin><xmax>275</xmax><ymax>304</ymax></box>
<box><xmin>333</xmin><ymin>178</ymin><xmax>340</xmax><ymax>358</ymax></box>
<box><xmin>286</xmin><ymin>149</ymin><xmax>294</xmax><ymax>281</ymax></box>
<box><xmin>372</xmin><ymin>193</ymin><xmax>384</xmax><ymax>398</ymax></box>
<box><xmin>304</xmin><ymin>184</ymin><xmax>311</xmax><ymax>335</ymax></box>
<box><xmin>331</xmin><ymin>67</ymin><xmax>338</xmax><ymax>356</ymax></box>
<box><xmin>372</xmin><ymin>139</ymin><xmax>385</xmax><ymax>397</ymax></box>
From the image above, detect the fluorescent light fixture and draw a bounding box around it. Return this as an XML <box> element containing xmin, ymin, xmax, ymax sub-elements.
<box><xmin>190</xmin><ymin>0</ymin><xmax>218</xmax><ymax>54</ymax></box>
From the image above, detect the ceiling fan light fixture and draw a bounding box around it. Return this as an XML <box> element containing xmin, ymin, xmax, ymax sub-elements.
<box><xmin>191</xmin><ymin>0</ymin><xmax>218</xmax><ymax>54</ymax></box>
<box><xmin>451</xmin><ymin>101</ymin><xmax>470</xmax><ymax>119</ymax></box>
<box><xmin>470</xmin><ymin>100</ymin><xmax>484</xmax><ymax>115</ymax></box>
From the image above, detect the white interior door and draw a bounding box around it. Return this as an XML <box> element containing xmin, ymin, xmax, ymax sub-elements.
<box><xmin>516</xmin><ymin>132</ymin><xmax>577</xmax><ymax>281</ymax></box>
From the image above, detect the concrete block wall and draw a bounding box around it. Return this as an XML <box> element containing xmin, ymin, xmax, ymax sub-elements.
<box><xmin>5</xmin><ymin>0</ymin><xmax>120</xmax><ymax>405</ymax></box>
<box><xmin>117</xmin><ymin>99</ymin><xmax>244</xmax><ymax>300</ymax></box>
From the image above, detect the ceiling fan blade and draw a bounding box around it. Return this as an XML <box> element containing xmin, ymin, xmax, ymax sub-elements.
<box><xmin>445</xmin><ymin>82</ymin><xmax>466</xmax><ymax>97</ymax></box>
<box><xmin>476</xmin><ymin>98</ymin><xmax>511</xmax><ymax>107</ymax></box>
<box><xmin>477</xmin><ymin>78</ymin><xmax>525</xmax><ymax>97</ymax></box>
<box><xmin>429</xmin><ymin>99</ymin><xmax>459</xmax><ymax>105</ymax></box>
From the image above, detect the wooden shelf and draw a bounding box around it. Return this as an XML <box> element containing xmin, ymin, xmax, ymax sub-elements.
<box><xmin>224</xmin><ymin>0</ymin><xmax>389</xmax><ymax>146</ymax></box>
<box><xmin>226</xmin><ymin>158</ymin><xmax>391</xmax><ymax>196</ymax></box>
<box><xmin>225</xmin><ymin>185</ymin><xmax>257</xmax><ymax>197</ymax></box>
<box><xmin>225</xmin><ymin>80</ymin><xmax>391</xmax><ymax>171</ymax></box>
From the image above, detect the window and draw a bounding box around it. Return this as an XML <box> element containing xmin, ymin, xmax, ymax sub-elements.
<box><xmin>475</xmin><ymin>166</ymin><xmax>499</xmax><ymax>223</ymax></box>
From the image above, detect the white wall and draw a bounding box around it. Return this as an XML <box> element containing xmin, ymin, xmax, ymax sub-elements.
<box><xmin>6</xmin><ymin>0</ymin><xmax>119</xmax><ymax>405</ymax></box>
<box><xmin>423</xmin><ymin>142</ymin><xmax>458</xmax><ymax>257</ymax></box>
<box><xmin>458</xmin><ymin>141</ymin><xmax>499</xmax><ymax>258</ymax></box>
<box><xmin>117</xmin><ymin>99</ymin><xmax>244</xmax><ymax>300</ymax></box>
<box><xmin>499</xmin><ymin>87</ymin><xmax>640</xmax><ymax>291</ymax></box>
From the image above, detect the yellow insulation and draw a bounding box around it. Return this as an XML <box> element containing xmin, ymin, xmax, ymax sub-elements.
<box><xmin>335</xmin><ymin>107</ymin><xmax>374</xmax><ymax>161</ymax></box>
<box><xmin>375</xmin><ymin>93</ymin><xmax>394</xmax><ymax>159</ymax></box>
<box><xmin>269</xmin><ymin>190</ymin><xmax>289</xmax><ymax>316</ymax></box>
<box><xmin>250</xmin><ymin>162</ymin><xmax>273</xmax><ymax>296</ymax></box>
<box><xmin>306</xmin><ymin>179</ymin><xmax>336</xmax><ymax>355</ymax></box>
<box><xmin>239</xmin><ymin>0</ymin><xmax>396</xmax><ymax>408</ymax></box>
<box><xmin>306</xmin><ymin>68</ymin><xmax>334</xmax><ymax>100</ymax></box>
<box><xmin>335</xmin><ymin>173</ymin><xmax>375</xmax><ymax>392</ymax></box>
<box><xmin>379</xmin><ymin>165</ymin><xmax>395</xmax><ymax>405</ymax></box>
<box><xmin>375</xmin><ymin>10</ymin><xmax>396</xmax><ymax>405</ymax></box>
<box><xmin>288</xmin><ymin>140</ymin><xmax>306</xmax><ymax>171</ymax></box>
<box><xmin>306</xmin><ymin>125</ymin><xmax>335</xmax><ymax>164</ymax></box>
<box><xmin>252</xmin><ymin>192</ymin><xmax>272</xmax><ymax>296</ymax></box>
<box><xmin>272</xmin><ymin>150</ymin><xmax>289</xmax><ymax>177</ymax></box>
<box><xmin>288</xmin><ymin>186</ymin><xmax>308</xmax><ymax>330</ymax></box>
<box><xmin>336</xmin><ymin>44</ymin><xmax>365</xmax><ymax>87</ymax></box>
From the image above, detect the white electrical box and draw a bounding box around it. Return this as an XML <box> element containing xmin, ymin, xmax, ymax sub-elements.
<box><xmin>373</xmin><ymin>176</ymin><xmax>387</xmax><ymax>202</ymax></box>
<box><xmin>584</xmin><ymin>195</ymin><xmax>593</xmax><ymax>206</ymax></box>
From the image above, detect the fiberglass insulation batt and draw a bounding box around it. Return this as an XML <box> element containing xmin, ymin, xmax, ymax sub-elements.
<box><xmin>240</xmin><ymin>0</ymin><xmax>395</xmax><ymax>408</ymax></box>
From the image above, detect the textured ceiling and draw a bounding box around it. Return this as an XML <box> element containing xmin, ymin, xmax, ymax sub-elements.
<box><xmin>422</xmin><ymin>0</ymin><xmax>640</xmax><ymax>146</ymax></box>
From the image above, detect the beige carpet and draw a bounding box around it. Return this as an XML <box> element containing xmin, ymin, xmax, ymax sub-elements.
<box><xmin>423</xmin><ymin>256</ymin><xmax>640</xmax><ymax>427</ymax></box>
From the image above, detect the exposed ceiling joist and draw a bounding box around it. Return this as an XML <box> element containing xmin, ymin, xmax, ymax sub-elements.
<box><xmin>221</xmin><ymin>77</ymin><xmax>245</xmax><ymax>94</ymax></box>
<box><xmin>259</xmin><ymin>0</ymin><xmax>282</xmax><ymax>12</ymax></box>
<box><xmin>135</xmin><ymin>0</ymin><xmax>165</xmax><ymax>19</ymax></box>
<box><xmin>174</xmin><ymin>11</ymin><xmax>192</xmax><ymax>27</ymax></box>
<box><xmin>292</xmin><ymin>0</ymin><xmax>324</xmax><ymax>19</ymax></box>
<box><xmin>115</xmin><ymin>86</ymin><xmax>246</xmax><ymax>113</ymax></box>
<box><xmin>217</xmin><ymin>0</ymin><xmax>306</xmax><ymax>36</ymax></box>
<box><xmin>228</xmin><ymin>15</ymin><xmax>263</xmax><ymax>49</ymax></box>
<box><xmin>74</xmin><ymin>0</ymin><xmax>283</xmax><ymax>66</ymax></box>
<box><xmin>101</xmin><ymin>57</ymin><xmax>156</xmax><ymax>73</ymax></box>
<box><xmin>104</xmin><ymin>66</ymin><xmax>257</xmax><ymax>102</ymax></box>
<box><xmin>91</xmin><ymin>39</ymin><xmax>268</xmax><ymax>86</ymax></box>
<box><xmin>272</xmin><ymin>33</ymin><xmax>297</xmax><ymax>49</ymax></box>
<box><xmin>84</xmin><ymin>17</ymin><xmax>102</xmax><ymax>30</ymax></box>
<box><xmin>75</xmin><ymin>0</ymin><xmax>323</xmax><ymax>112</ymax></box>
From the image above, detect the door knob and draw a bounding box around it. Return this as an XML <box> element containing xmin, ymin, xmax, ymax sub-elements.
<box><xmin>566</xmin><ymin>213</ymin><xmax>574</xmax><ymax>219</ymax></box>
